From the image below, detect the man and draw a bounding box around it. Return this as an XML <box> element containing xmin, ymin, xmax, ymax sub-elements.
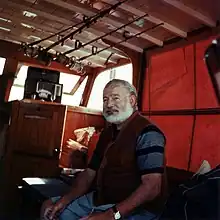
<box><xmin>41</xmin><ymin>79</ymin><xmax>166</xmax><ymax>220</ymax></box>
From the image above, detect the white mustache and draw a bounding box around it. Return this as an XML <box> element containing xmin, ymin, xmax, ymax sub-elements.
<box><xmin>105</xmin><ymin>109</ymin><xmax>119</xmax><ymax>114</ymax></box>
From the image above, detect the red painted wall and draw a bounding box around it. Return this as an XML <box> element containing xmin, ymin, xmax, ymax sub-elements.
<box><xmin>142</xmin><ymin>34</ymin><xmax>220</xmax><ymax>172</ymax></box>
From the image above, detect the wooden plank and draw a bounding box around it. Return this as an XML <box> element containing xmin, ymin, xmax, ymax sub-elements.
<box><xmin>102</xmin><ymin>0</ymin><xmax>187</xmax><ymax>38</ymax></box>
<box><xmin>162</xmin><ymin>0</ymin><xmax>216</xmax><ymax>27</ymax></box>
<box><xmin>0</xmin><ymin>11</ymin><xmax>128</xmax><ymax>58</ymax></box>
<box><xmin>0</xmin><ymin>0</ymin><xmax>143</xmax><ymax>52</ymax></box>
<box><xmin>43</xmin><ymin>0</ymin><xmax>163</xmax><ymax>46</ymax></box>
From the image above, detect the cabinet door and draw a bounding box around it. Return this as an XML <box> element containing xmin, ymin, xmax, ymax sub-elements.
<box><xmin>14</xmin><ymin>102</ymin><xmax>66</xmax><ymax>157</ymax></box>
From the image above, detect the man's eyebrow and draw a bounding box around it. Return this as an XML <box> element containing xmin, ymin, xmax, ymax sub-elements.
<box><xmin>103</xmin><ymin>94</ymin><xmax>120</xmax><ymax>98</ymax></box>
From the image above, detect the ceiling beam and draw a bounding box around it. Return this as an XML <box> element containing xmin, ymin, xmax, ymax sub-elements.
<box><xmin>0</xmin><ymin>11</ymin><xmax>59</xmax><ymax>34</ymax></box>
<box><xmin>43</xmin><ymin>0</ymin><xmax>163</xmax><ymax>46</ymax></box>
<box><xmin>0</xmin><ymin>11</ymin><xmax>127</xmax><ymax>59</ymax></box>
<box><xmin>101</xmin><ymin>0</ymin><xmax>187</xmax><ymax>38</ymax></box>
<box><xmin>0</xmin><ymin>28</ymin><xmax>111</xmax><ymax>67</ymax></box>
<box><xmin>0</xmin><ymin>0</ymin><xmax>143</xmax><ymax>53</ymax></box>
<box><xmin>162</xmin><ymin>0</ymin><xmax>216</xmax><ymax>27</ymax></box>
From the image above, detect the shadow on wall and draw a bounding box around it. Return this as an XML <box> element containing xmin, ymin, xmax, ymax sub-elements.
<box><xmin>204</xmin><ymin>37</ymin><xmax>220</xmax><ymax>104</ymax></box>
<box><xmin>0</xmin><ymin>102</ymin><xmax>11</xmax><ymax>159</ymax></box>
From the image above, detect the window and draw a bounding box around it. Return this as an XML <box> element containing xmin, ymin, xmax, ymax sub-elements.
<box><xmin>9</xmin><ymin>65</ymin><xmax>88</xmax><ymax>106</ymax></box>
<box><xmin>61</xmin><ymin>75</ymin><xmax>88</xmax><ymax>106</ymax></box>
<box><xmin>9</xmin><ymin>65</ymin><xmax>28</xmax><ymax>101</ymax></box>
<box><xmin>87</xmin><ymin>63</ymin><xmax>133</xmax><ymax>110</ymax></box>
<box><xmin>0</xmin><ymin>57</ymin><xmax>6</xmax><ymax>75</ymax></box>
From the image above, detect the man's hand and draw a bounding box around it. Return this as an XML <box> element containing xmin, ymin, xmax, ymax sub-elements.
<box><xmin>80</xmin><ymin>209</ymin><xmax>114</xmax><ymax>220</ymax></box>
<box><xmin>48</xmin><ymin>200</ymin><xmax>65</xmax><ymax>220</ymax></box>
<box><xmin>42</xmin><ymin>198</ymin><xmax>68</xmax><ymax>220</ymax></box>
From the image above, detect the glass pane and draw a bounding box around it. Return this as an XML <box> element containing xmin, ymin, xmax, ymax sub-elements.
<box><xmin>8</xmin><ymin>86</ymin><xmax>24</xmax><ymax>101</ymax></box>
<box><xmin>115</xmin><ymin>63</ymin><xmax>133</xmax><ymax>83</ymax></box>
<box><xmin>87</xmin><ymin>70</ymin><xmax>111</xmax><ymax>111</ymax></box>
<box><xmin>61</xmin><ymin>76</ymin><xmax>88</xmax><ymax>106</ymax></box>
<box><xmin>14</xmin><ymin>65</ymin><xmax>28</xmax><ymax>86</ymax></box>
<box><xmin>87</xmin><ymin>63</ymin><xmax>133</xmax><ymax>111</ymax></box>
<box><xmin>59</xmin><ymin>72</ymin><xmax>80</xmax><ymax>93</ymax></box>
<box><xmin>0</xmin><ymin>57</ymin><xmax>6</xmax><ymax>75</ymax></box>
<box><xmin>8</xmin><ymin>65</ymin><xmax>29</xmax><ymax>101</ymax></box>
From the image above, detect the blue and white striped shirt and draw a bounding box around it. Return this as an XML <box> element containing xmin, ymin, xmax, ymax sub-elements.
<box><xmin>89</xmin><ymin>127</ymin><xmax>165</xmax><ymax>175</ymax></box>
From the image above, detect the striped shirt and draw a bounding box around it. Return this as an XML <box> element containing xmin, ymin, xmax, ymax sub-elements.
<box><xmin>136</xmin><ymin>131</ymin><xmax>165</xmax><ymax>175</ymax></box>
<box><xmin>89</xmin><ymin>127</ymin><xmax>165</xmax><ymax>175</ymax></box>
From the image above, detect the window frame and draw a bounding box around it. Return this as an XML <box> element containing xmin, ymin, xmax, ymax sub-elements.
<box><xmin>86</xmin><ymin>63</ymin><xmax>133</xmax><ymax>110</ymax></box>
<box><xmin>8</xmin><ymin>64</ymin><xmax>89</xmax><ymax>106</ymax></box>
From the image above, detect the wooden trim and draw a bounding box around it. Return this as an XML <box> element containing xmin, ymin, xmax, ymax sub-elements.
<box><xmin>137</xmin><ymin>51</ymin><xmax>146</xmax><ymax>111</ymax></box>
<box><xmin>81</xmin><ymin>71</ymin><xmax>98</xmax><ymax>107</ymax></box>
<box><xmin>142</xmin><ymin>108</ymin><xmax>220</xmax><ymax>116</ymax></box>
<box><xmin>67</xmin><ymin>105</ymin><xmax>103</xmax><ymax>116</ymax></box>
<box><xmin>70</xmin><ymin>75</ymin><xmax>87</xmax><ymax>95</ymax></box>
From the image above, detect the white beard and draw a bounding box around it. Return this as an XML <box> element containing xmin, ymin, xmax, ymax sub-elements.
<box><xmin>103</xmin><ymin>102</ymin><xmax>134</xmax><ymax>124</ymax></box>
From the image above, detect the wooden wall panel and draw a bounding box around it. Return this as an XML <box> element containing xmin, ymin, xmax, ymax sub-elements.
<box><xmin>60</xmin><ymin>106</ymin><xmax>104</xmax><ymax>168</ymax></box>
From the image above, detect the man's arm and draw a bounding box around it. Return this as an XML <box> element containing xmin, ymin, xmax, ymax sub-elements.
<box><xmin>116</xmin><ymin>173</ymin><xmax>162</xmax><ymax>217</ymax></box>
<box><xmin>63</xmin><ymin>138</ymin><xmax>103</xmax><ymax>204</ymax></box>
<box><xmin>79</xmin><ymin>174</ymin><xmax>162</xmax><ymax>220</ymax></box>
<box><xmin>44</xmin><ymin>143</ymin><xmax>103</xmax><ymax>220</ymax></box>
<box><xmin>45</xmin><ymin>168</ymin><xmax>96</xmax><ymax>219</ymax></box>
<box><xmin>61</xmin><ymin>168</ymin><xmax>96</xmax><ymax>204</ymax></box>
<box><xmin>117</xmin><ymin>130</ymin><xmax>165</xmax><ymax>217</ymax></box>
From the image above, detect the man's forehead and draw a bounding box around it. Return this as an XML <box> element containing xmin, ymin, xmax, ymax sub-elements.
<box><xmin>103</xmin><ymin>85</ymin><xmax>128</xmax><ymax>95</ymax></box>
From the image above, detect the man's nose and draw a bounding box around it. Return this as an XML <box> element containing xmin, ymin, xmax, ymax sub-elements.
<box><xmin>106</xmin><ymin>99</ymin><xmax>114</xmax><ymax>108</ymax></box>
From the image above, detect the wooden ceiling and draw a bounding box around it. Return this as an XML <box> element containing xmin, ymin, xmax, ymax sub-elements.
<box><xmin>0</xmin><ymin>0</ymin><xmax>219</xmax><ymax>68</ymax></box>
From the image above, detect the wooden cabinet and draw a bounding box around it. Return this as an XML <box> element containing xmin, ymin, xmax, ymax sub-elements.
<box><xmin>5</xmin><ymin>100</ymin><xmax>67</xmax><ymax>180</ymax></box>
<box><xmin>12</xmin><ymin>101</ymin><xmax>66</xmax><ymax>157</ymax></box>
<box><xmin>1</xmin><ymin>100</ymin><xmax>66</xmax><ymax>214</ymax></box>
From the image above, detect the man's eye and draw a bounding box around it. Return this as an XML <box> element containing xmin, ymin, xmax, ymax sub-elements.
<box><xmin>114</xmin><ymin>97</ymin><xmax>120</xmax><ymax>101</ymax></box>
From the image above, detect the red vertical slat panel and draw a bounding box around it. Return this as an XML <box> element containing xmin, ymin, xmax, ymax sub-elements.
<box><xmin>190</xmin><ymin>115</ymin><xmax>220</xmax><ymax>172</ymax></box>
<box><xmin>142</xmin><ymin>66</ymin><xmax>150</xmax><ymax>112</ymax></box>
<box><xmin>146</xmin><ymin>46</ymin><xmax>194</xmax><ymax>111</ymax></box>
<box><xmin>150</xmin><ymin>115</ymin><xmax>193</xmax><ymax>170</ymax></box>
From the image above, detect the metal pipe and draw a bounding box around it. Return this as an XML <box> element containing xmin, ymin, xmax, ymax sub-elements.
<box><xmin>43</xmin><ymin>0</ymin><xmax>129</xmax><ymax>52</ymax></box>
<box><xmin>63</xmin><ymin>13</ymin><xmax>148</xmax><ymax>55</ymax></box>
<box><xmin>78</xmin><ymin>23</ymin><xmax>164</xmax><ymax>61</ymax></box>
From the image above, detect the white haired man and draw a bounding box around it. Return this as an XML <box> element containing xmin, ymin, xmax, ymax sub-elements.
<box><xmin>41</xmin><ymin>79</ymin><xmax>166</xmax><ymax>220</ymax></box>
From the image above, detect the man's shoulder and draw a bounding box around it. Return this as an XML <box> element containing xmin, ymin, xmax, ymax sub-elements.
<box><xmin>136</xmin><ymin>125</ymin><xmax>166</xmax><ymax>149</ymax></box>
<box><xmin>139</xmin><ymin>124</ymin><xmax>165</xmax><ymax>137</ymax></box>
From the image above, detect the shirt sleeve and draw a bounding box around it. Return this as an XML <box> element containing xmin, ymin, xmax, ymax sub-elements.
<box><xmin>136</xmin><ymin>131</ymin><xmax>165</xmax><ymax>175</ymax></box>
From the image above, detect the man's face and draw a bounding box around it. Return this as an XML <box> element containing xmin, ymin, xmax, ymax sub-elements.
<box><xmin>103</xmin><ymin>85</ymin><xmax>135</xmax><ymax>124</ymax></box>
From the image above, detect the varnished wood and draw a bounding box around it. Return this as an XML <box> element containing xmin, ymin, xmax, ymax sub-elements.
<box><xmin>60</xmin><ymin>106</ymin><xmax>104</xmax><ymax>167</ymax></box>
<box><xmin>81</xmin><ymin>72</ymin><xmax>97</xmax><ymax>107</ymax></box>
<box><xmin>67</xmin><ymin>105</ymin><xmax>103</xmax><ymax>116</ymax></box>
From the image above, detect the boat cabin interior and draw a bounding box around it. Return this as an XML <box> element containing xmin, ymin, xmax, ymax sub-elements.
<box><xmin>0</xmin><ymin>0</ymin><xmax>219</xmax><ymax>219</ymax></box>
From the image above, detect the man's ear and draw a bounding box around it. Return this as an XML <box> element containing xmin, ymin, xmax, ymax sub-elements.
<box><xmin>130</xmin><ymin>94</ymin><xmax>137</xmax><ymax>108</ymax></box>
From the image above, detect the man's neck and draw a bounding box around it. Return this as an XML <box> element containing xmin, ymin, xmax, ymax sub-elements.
<box><xmin>116</xmin><ymin>123</ymin><xmax>123</xmax><ymax>130</ymax></box>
